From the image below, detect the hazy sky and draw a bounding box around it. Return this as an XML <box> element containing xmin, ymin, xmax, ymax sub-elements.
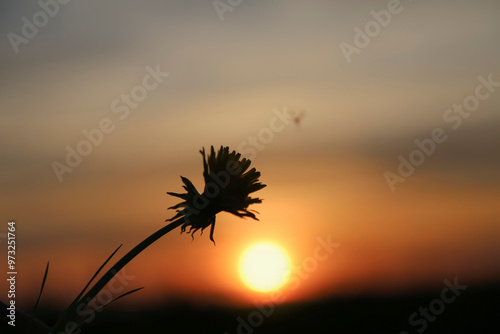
<box><xmin>1</xmin><ymin>0</ymin><xmax>499</xmax><ymax>309</ymax></box>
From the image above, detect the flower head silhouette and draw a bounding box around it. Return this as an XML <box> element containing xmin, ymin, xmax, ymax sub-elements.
<box><xmin>167</xmin><ymin>146</ymin><xmax>266</xmax><ymax>243</ymax></box>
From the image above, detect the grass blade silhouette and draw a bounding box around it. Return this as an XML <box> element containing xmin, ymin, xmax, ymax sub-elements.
<box><xmin>51</xmin><ymin>218</ymin><xmax>184</xmax><ymax>333</ymax></box>
<box><xmin>74</xmin><ymin>287</ymin><xmax>145</xmax><ymax>329</ymax></box>
<box><xmin>31</xmin><ymin>262</ymin><xmax>49</xmax><ymax>321</ymax></box>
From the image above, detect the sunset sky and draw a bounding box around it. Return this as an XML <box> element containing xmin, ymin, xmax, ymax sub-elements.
<box><xmin>1</xmin><ymin>0</ymin><xmax>500</xmax><ymax>311</ymax></box>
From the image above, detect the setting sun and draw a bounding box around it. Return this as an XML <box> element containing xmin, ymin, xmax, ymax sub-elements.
<box><xmin>239</xmin><ymin>243</ymin><xmax>291</xmax><ymax>292</ymax></box>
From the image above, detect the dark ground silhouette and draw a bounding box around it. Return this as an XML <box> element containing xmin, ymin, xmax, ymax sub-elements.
<box><xmin>6</xmin><ymin>282</ymin><xmax>498</xmax><ymax>334</ymax></box>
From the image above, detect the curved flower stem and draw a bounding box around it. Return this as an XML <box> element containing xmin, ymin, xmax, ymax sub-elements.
<box><xmin>51</xmin><ymin>218</ymin><xmax>184</xmax><ymax>334</ymax></box>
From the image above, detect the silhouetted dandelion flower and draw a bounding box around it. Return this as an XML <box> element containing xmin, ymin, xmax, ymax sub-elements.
<box><xmin>167</xmin><ymin>146</ymin><xmax>266</xmax><ymax>243</ymax></box>
<box><xmin>50</xmin><ymin>145</ymin><xmax>266</xmax><ymax>334</ymax></box>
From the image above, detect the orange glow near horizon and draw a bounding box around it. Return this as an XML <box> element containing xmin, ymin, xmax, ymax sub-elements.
<box><xmin>7</xmin><ymin>154</ymin><xmax>500</xmax><ymax>312</ymax></box>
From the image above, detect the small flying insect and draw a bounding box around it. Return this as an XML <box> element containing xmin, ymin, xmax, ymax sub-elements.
<box><xmin>293</xmin><ymin>110</ymin><xmax>306</xmax><ymax>127</ymax></box>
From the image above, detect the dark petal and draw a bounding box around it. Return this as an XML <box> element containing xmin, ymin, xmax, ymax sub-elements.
<box><xmin>165</xmin><ymin>210</ymin><xmax>184</xmax><ymax>222</ymax></box>
<box><xmin>209</xmin><ymin>221</ymin><xmax>216</xmax><ymax>245</ymax></box>
<box><xmin>166</xmin><ymin>192</ymin><xmax>189</xmax><ymax>200</ymax></box>
<box><xmin>247</xmin><ymin>183</ymin><xmax>267</xmax><ymax>194</ymax></box>
<box><xmin>209</xmin><ymin>146</ymin><xmax>218</xmax><ymax>165</ymax></box>
<box><xmin>241</xmin><ymin>168</ymin><xmax>258</xmax><ymax>181</ymax></box>
<box><xmin>245</xmin><ymin>197</ymin><xmax>263</xmax><ymax>205</ymax></box>
<box><xmin>180</xmin><ymin>176</ymin><xmax>199</xmax><ymax>194</ymax></box>
<box><xmin>239</xmin><ymin>159</ymin><xmax>251</xmax><ymax>174</ymax></box>
<box><xmin>224</xmin><ymin>208</ymin><xmax>259</xmax><ymax>220</ymax></box>
<box><xmin>200</xmin><ymin>147</ymin><xmax>209</xmax><ymax>180</ymax></box>
<box><xmin>242</xmin><ymin>174</ymin><xmax>259</xmax><ymax>186</ymax></box>
<box><xmin>167</xmin><ymin>202</ymin><xmax>188</xmax><ymax>210</ymax></box>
